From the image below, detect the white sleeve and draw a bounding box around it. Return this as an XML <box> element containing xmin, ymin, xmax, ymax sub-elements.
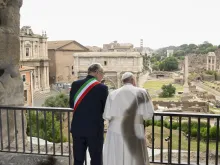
<box><xmin>138</xmin><ymin>90</ymin><xmax>154</xmax><ymax>120</ymax></box>
<box><xmin>103</xmin><ymin>94</ymin><xmax>112</xmax><ymax>120</ymax></box>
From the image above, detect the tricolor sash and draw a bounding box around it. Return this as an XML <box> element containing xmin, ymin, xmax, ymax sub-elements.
<box><xmin>73</xmin><ymin>78</ymin><xmax>100</xmax><ymax>111</ymax></box>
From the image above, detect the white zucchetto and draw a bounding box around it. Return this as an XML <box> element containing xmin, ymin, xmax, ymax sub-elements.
<box><xmin>121</xmin><ymin>72</ymin><xmax>134</xmax><ymax>81</ymax></box>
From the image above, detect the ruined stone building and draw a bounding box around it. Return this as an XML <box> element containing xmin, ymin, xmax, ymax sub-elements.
<box><xmin>134</xmin><ymin>47</ymin><xmax>153</xmax><ymax>57</ymax></box>
<box><xmin>48</xmin><ymin>40</ymin><xmax>89</xmax><ymax>84</ymax></box>
<box><xmin>86</xmin><ymin>46</ymin><xmax>102</xmax><ymax>52</ymax></box>
<box><xmin>103</xmin><ymin>41</ymin><xmax>134</xmax><ymax>52</ymax></box>
<box><xmin>73</xmin><ymin>52</ymin><xmax>143</xmax><ymax>88</ymax></box>
<box><xmin>20</xmin><ymin>26</ymin><xmax>50</xmax><ymax>93</ymax></box>
<box><xmin>167</xmin><ymin>49</ymin><xmax>174</xmax><ymax>57</ymax></box>
<box><xmin>19</xmin><ymin>66</ymin><xmax>34</xmax><ymax>106</ymax></box>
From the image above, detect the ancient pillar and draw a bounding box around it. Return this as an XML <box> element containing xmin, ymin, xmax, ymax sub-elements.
<box><xmin>46</xmin><ymin>66</ymin><xmax>49</xmax><ymax>88</ymax></box>
<box><xmin>214</xmin><ymin>56</ymin><xmax>217</xmax><ymax>71</ymax></box>
<box><xmin>117</xmin><ymin>72</ymin><xmax>121</xmax><ymax>88</ymax></box>
<box><xmin>183</xmin><ymin>56</ymin><xmax>189</xmax><ymax>94</ymax></box>
<box><xmin>136</xmin><ymin>73</ymin><xmax>140</xmax><ymax>87</ymax></box>
<box><xmin>44</xmin><ymin>66</ymin><xmax>47</xmax><ymax>89</ymax></box>
<box><xmin>0</xmin><ymin>0</ymin><xmax>26</xmax><ymax>148</ymax></box>
<box><xmin>206</xmin><ymin>56</ymin><xmax>209</xmax><ymax>70</ymax></box>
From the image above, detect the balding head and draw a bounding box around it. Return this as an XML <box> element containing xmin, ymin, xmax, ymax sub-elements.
<box><xmin>88</xmin><ymin>63</ymin><xmax>104</xmax><ymax>82</ymax></box>
<box><xmin>88</xmin><ymin>63</ymin><xmax>103</xmax><ymax>74</ymax></box>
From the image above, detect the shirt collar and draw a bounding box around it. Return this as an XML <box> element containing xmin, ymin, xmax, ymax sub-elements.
<box><xmin>86</xmin><ymin>75</ymin><xmax>95</xmax><ymax>79</ymax></box>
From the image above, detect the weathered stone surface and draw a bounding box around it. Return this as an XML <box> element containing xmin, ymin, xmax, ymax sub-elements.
<box><xmin>0</xmin><ymin>142</ymin><xmax>73</xmax><ymax>165</ymax></box>
<box><xmin>0</xmin><ymin>0</ymin><xmax>25</xmax><ymax>149</ymax></box>
<box><xmin>0</xmin><ymin>153</ymin><xmax>68</xmax><ymax>165</ymax></box>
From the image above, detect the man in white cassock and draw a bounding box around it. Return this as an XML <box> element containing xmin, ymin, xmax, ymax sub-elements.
<box><xmin>103</xmin><ymin>72</ymin><xmax>154</xmax><ymax>165</ymax></box>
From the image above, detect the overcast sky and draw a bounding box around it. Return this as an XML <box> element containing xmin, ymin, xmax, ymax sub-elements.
<box><xmin>21</xmin><ymin>0</ymin><xmax>220</xmax><ymax>49</ymax></box>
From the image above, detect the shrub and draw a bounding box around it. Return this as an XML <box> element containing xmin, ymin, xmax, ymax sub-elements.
<box><xmin>201</xmin><ymin>128</ymin><xmax>208</xmax><ymax>139</ymax></box>
<box><xmin>145</xmin><ymin>120</ymin><xmax>152</xmax><ymax>127</ymax></box>
<box><xmin>172</xmin><ymin>122</ymin><xmax>179</xmax><ymax>130</ymax></box>
<box><xmin>159</xmin><ymin>84</ymin><xmax>176</xmax><ymax>98</ymax></box>
<box><xmin>210</xmin><ymin>126</ymin><xmax>220</xmax><ymax>139</ymax></box>
<box><xmin>26</xmin><ymin>111</ymin><xmax>67</xmax><ymax>143</ymax></box>
<box><xmin>191</xmin><ymin>128</ymin><xmax>198</xmax><ymax>137</ymax></box>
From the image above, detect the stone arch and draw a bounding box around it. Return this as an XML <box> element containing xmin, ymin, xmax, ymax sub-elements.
<box><xmin>103</xmin><ymin>76</ymin><xmax>117</xmax><ymax>89</ymax></box>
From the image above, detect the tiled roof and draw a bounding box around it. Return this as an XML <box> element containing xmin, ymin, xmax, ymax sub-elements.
<box><xmin>48</xmin><ymin>40</ymin><xmax>73</xmax><ymax>50</ymax></box>
<box><xmin>73</xmin><ymin>52</ymin><xmax>141</xmax><ymax>57</ymax></box>
<box><xmin>48</xmin><ymin>40</ymin><xmax>89</xmax><ymax>51</ymax></box>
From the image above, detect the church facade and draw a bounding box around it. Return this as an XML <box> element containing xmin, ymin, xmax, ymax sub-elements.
<box><xmin>73</xmin><ymin>52</ymin><xmax>143</xmax><ymax>89</ymax></box>
<box><xmin>19</xmin><ymin>26</ymin><xmax>50</xmax><ymax>93</ymax></box>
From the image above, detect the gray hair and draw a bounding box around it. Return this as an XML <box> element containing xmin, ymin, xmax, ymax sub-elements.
<box><xmin>88</xmin><ymin>63</ymin><xmax>103</xmax><ymax>74</ymax></box>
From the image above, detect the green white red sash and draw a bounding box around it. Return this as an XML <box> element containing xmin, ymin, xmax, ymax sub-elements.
<box><xmin>73</xmin><ymin>78</ymin><xmax>100</xmax><ymax>111</ymax></box>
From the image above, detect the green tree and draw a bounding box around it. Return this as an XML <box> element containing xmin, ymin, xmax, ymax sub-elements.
<box><xmin>152</xmin><ymin>64</ymin><xmax>159</xmax><ymax>71</ymax></box>
<box><xmin>43</xmin><ymin>93</ymin><xmax>69</xmax><ymax>108</ymax></box>
<box><xmin>43</xmin><ymin>93</ymin><xmax>69</xmax><ymax>121</ymax></box>
<box><xmin>159</xmin><ymin>84</ymin><xmax>176</xmax><ymax>97</ymax></box>
<box><xmin>173</xmin><ymin>50</ymin><xmax>185</xmax><ymax>57</ymax></box>
<box><xmin>26</xmin><ymin>93</ymin><xmax>70</xmax><ymax>143</ymax></box>
<box><xmin>26</xmin><ymin>111</ymin><xmax>67</xmax><ymax>143</ymax></box>
<box><xmin>159</xmin><ymin>57</ymin><xmax>178</xmax><ymax>71</ymax></box>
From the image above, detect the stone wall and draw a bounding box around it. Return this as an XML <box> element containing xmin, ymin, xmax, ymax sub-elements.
<box><xmin>202</xmin><ymin>74</ymin><xmax>215</xmax><ymax>81</ymax></box>
<box><xmin>153</xmin><ymin>101</ymin><xmax>209</xmax><ymax>113</ymax></box>
<box><xmin>149</xmin><ymin>71</ymin><xmax>172</xmax><ymax>78</ymax></box>
<box><xmin>0</xmin><ymin>0</ymin><xmax>26</xmax><ymax>148</ymax></box>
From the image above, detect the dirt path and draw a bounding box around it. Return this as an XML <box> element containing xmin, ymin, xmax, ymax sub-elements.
<box><xmin>138</xmin><ymin>71</ymin><xmax>149</xmax><ymax>87</ymax></box>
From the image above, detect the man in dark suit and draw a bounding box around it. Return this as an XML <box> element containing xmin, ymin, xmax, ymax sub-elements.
<box><xmin>69</xmin><ymin>63</ymin><xmax>108</xmax><ymax>165</ymax></box>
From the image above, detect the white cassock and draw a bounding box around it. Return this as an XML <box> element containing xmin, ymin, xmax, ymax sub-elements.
<box><xmin>103</xmin><ymin>84</ymin><xmax>154</xmax><ymax>165</ymax></box>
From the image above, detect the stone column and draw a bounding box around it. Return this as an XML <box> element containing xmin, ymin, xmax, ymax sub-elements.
<box><xmin>214</xmin><ymin>56</ymin><xmax>217</xmax><ymax>71</ymax></box>
<box><xmin>46</xmin><ymin>66</ymin><xmax>49</xmax><ymax>88</ymax></box>
<box><xmin>206</xmin><ymin>56</ymin><xmax>209</xmax><ymax>70</ymax></box>
<box><xmin>136</xmin><ymin>73</ymin><xmax>140</xmax><ymax>87</ymax></box>
<box><xmin>43</xmin><ymin>66</ymin><xmax>46</xmax><ymax>90</ymax></box>
<box><xmin>32</xmin><ymin>41</ymin><xmax>34</xmax><ymax>58</ymax></box>
<box><xmin>117</xmin><ymin>72</ymin><xmax>121</xmax><ymax>88</ymax></box>
<box><xmin>0</xmin><ymin>0</ymin><xmax>26</xmax><ymax>149</ymax></box>
<box><xmin>38</xmin><ymin>67</ymin><xmax>41</xmax><ymax>90</ymax></box>
<box><xmin>183</xmin><ymin>56</ymin><xmax>189</xmax><ymax>94</ymax></box>
<box><xmin>33</xmin><ymin>69</ymin><xmax>37</xmax><ymax>91</ymax></box>
<box><xmin>211</xmin><ymin>57</ymin><xmax>213</xmax><ymax>71</ymax></box>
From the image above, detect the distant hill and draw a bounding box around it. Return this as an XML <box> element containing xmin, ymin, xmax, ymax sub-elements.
<box><xmin>154</xmin><ymin>41</ymin><xmax>219</xmax><ymax>58</ymax></box>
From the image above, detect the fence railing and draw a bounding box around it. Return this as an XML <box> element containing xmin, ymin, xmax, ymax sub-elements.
<box><xmin>0</xmin><ymin>106</ymin><xmax>219</xmax><ymax>165</ymax></box>
<box><xmin>0</xmin><ymin>106</ymin><xmax>73</xmax><ymax>165</ymax></box>
<box><xmin>151</xmin><ymin>112</ymin><xmax>220</xmax><ymax>165</ymax></box>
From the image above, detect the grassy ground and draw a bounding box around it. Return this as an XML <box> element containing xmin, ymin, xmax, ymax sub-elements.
<box><xmin>143</xmin><ymin>79</ymin><xmax>183</xmax><ymax>101</ymax></box>
<box><xmin>210</xmin><ymin>107</ymin><xmax>220</xmax><ymax>114</ymax></box>
<box><xmin>204</xmin><ymin>81</ymin><xmax>219</xmax><ymax>88</ymax></box>
<box><xmin>146</xmin><ymin>126</ymin><xmax>219</xmax><ymax>152</ymax></box>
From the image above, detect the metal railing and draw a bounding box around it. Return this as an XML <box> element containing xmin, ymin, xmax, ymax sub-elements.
<box><xmin>151</xmin><ymin>112</ymin><xmax>220</xmax><ymax>165</ymax></box>
<box><xmin>0</xmin><ymin>106</ymin><xmax>73</xmax><ymax>165</ymax></box>
<box><xmin>0</xmin><ymin>106</ymin><xmax>219</xmax><ymax>165</ymax></box>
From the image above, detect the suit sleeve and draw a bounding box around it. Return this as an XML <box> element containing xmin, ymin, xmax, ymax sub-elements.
<box><xmin>101</xmin><ymin>85</ymin><xmax>109</xmax><ymax>113</ymax></box>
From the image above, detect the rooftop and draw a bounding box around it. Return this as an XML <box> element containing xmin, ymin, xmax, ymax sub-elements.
<box><xmin>48</xmin><ymin>40</ymin><xmax>89</xmax><ymax>51</ymax></box>
<box><xmin>73</xmin><ymin>52</ymin><xmax>142</xmax><ymax>57</ymax></box>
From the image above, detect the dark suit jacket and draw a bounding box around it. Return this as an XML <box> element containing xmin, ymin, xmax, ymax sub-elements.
<box><xmin>69</xmin><ymin>75</ymin><xmax>108</xmax><ymax>137</ymax></box>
